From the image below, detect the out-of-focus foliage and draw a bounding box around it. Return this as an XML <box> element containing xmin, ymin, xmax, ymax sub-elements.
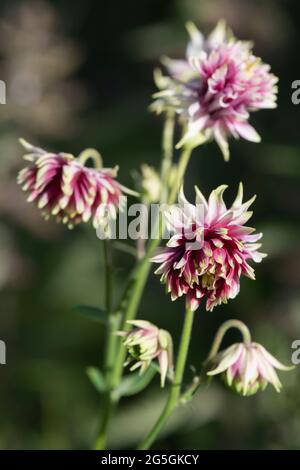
<box><xmin>0</xmin><ymin>0</ymin><xmax>299</xmax><ymax>450</ymax></box>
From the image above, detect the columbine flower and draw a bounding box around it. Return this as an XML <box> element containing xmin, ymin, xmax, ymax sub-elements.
<box><xmin>118</xmin><ymin>320</ymin><xmax>173</xmax><ymax>387</ymax></box>
<box><xmin>17</xmin><ymin>139</ymin><xmax>136</xmax><ymax>229</ymax></box>
<box><xmin>151</xmin><ymin>20</ymin><xmax>278</xmax><ymax>160</ymax></box>
<box><xmin>206</xmin><ymin>342</ymin><xmax>292</xmax><ymax>396</ymax></box>
<box><xmin>151</xmin><ymin>183</ymin><xmax>266</xmax><ymax>312</ymax></box>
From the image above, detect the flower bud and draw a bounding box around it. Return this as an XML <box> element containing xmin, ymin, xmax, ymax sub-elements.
<box><xmin>118</xmin><ymin>320</ymin><xmax>173</xmax><ymax>387</ymax></box>
<box><xmin>17</xmin><ymin>139</ymin><xmax>136</xmax><ymax>230</ymax></box>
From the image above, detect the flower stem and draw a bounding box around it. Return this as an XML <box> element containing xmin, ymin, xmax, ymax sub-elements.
<box><xmin>137</xmin><ymin>307</ymin><xmax>195</xmax><ymax>450</ymax></box>
<box><xmin>110</xmin><ymin>238</ymin><xmax>158</xmax><ymax>388</ymax></box>
<box><xmin>94</xmin><ymin>240</ymin><xmax>117</xmax><ymax>450</ymax></box>
<box><xmin>168</xmin><ymin>147</ymin><xmax>192</xmax><ymax>204</ymax></box>
<box><xmin>206</xmin><ymin>319</ymin><xmax>252</xmax><ymax>362</ymax></box>
<box><xmin>160</xmin><ymin>111</ymin><xmax>175</xmax><ymax>203</ymax></box>
<box><xmin>77</xmin><ymin>148</ymin><xmax>103</xmax><ymax>168</ymax></box>
<box><xmin>103</xmin><ymin>239</ymin><xmax>112</xmax><ymax>313</ymax></box>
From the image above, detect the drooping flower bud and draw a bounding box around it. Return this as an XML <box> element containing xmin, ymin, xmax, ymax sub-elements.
<box><xmin>118</xmin><ymin>320</ymin><xmax>173</xmax><ymax>387</ymax></box>
<box><xmin>17</xmin><ymin>139</ymin><xmax>136</xmax><ymax>230</ymax></box>
<box><xmin>207</xmin><ymin>342</ymin><xmax>293</xmax><ymax>396</ymax></box>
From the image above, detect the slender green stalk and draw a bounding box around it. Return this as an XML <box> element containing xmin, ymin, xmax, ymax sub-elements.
<box><xmin>110</xmin><ymin>236</ymin><xmax>159</xmax><ymax>389</ymax></box>
<box><xmin>94</xmin><ymin>240</ymin><xmax>116</xmax><ymax>450</ymax></box>
<box><xmin>103</xmin><ymin>239</ymin><xmax>112</xmax><ymax>313</ymax></box>
<box><xmin>137</xmin><ymin>307</ymin><xmax>195</xmax><ymax>450</ymax></box>
<box><xmin>94</xmin><ymin>314</ymin><xmax>121</xmax><ymax>450</ymax></box>
<box><xmin>160</xmin><ymin>111</ymin><xmax>175</xmax><ymax>203</ymax></box>
<box><xmin>206</xmin><ymin>319</ymin><xmax>252</xmax><ymax>362</ymax></box>
<box><xmin>168</xmin><ymin>147</ymin><xmax>192</xmax><ymax>204</ymax></box>
<box><xmin>78</xmin><ymin>148</ymin><xmax>103</xmax><ymax>169</ymax></box>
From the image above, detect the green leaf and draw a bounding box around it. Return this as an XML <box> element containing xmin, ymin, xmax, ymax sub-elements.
<box><xmin>86</xmin><ymin>367</ymin><xmax>107</xmax><ymax>393</ymax></box>
<box><xmin>74</xmin><ymin>305</ymin><xmax>107</xmax><ymax>324</ymax></box>
<box><xmin>112</xmin><ymin>365</ymin><xmax>157</xmax><ymax>400</ymax></box>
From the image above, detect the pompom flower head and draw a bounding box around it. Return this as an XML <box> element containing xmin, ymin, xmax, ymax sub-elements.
<box><xmin>17</xmin><ymin>139</ymin><xmax>136</xmax><ymax>229</ymax></box>
<box><xmin>117</xmin><ymin>320</ymin><xmax>174</xmax><ymax>387</ymax></box>
<box><xmin>207</xmin><ymin>341</ymin><xmax>293</xmax><ymax>396</ymax></box>
<box><xmin>151</xmin><ymin>20</ymin><xmax>278</xmax><ymax>160</ymax></box>
<box><xmin>151</xmin><ymin>183</ymin><xmax>266</xmax><ymax>312</ymax></box>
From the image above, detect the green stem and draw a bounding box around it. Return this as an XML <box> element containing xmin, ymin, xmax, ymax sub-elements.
<box><xmin>94</xmin><ymin>240</ymin><xmax>117</xmax><ymax>450</ymax></box>
<box><xmin>78</xmin><ymin>148</ymin><xmax>103</xmax><ymax>169</ymax></box>
<box><xmin>206</xmin><ymin>319</ymin><xmax>252</xmax><ymax>362</ymax></box>
<box><xmin>168</xmin><ymin>147</ymin><xmax>192</xmax><ymax>204</ymax></box>
<box><xmin>111</xmin><ymin>237</ymin><xmax>158</xmax><ymax>388</ymax></box>
<box><xmin>94</xmin><ymin>314</ymin><xmax>121</xmax><ymax>450</ymax></box>
<box><xmin>137</xmin><ymin>307</ymin><xmax>195</xmax><ymax>450</ymax></box>
<box><xmin>160</xmin><ymin>111</ymin><xmax>175</xmax><ymax>203</ymax></box>
<box><xmin>103</xmin><ymin>239</ymin><xmax>112</xmax><ymax>313</ymax></box>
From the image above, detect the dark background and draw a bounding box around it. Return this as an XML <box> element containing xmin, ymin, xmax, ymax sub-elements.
<box><xmin>0</xmin><ymin>0</ymin><xmax>299</xmax><ymax>449</ymax></box>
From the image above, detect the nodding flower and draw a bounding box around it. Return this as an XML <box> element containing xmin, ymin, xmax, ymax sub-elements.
<box><xmin>17</xmin><ymin>139</ymin><xmax>137</xmax><ymax>230</ymax></box>
<box><xmin>207</xmin><ymin>341</ymin><xmax>293</xmax><ymax>396</ymax></box>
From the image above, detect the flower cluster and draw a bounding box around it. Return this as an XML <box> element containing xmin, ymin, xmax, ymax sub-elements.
<box><xmin>118</xmin><ymin>320</ymin><xmax>173</xmax><ymax>387</ymax></box>
<box><xmin>15</xmin><ymin>16</ymin><xmax>293</xmax><ymax>414</ymax></box>
<box><xmin>152</xmin><ymin>183</ymin><xmax>265</xmax><ymax>311</ymax></box>
<box><xmin>207</xmin><ymin>341</ymin><xmax>292</xmax><ymax>396</ymax></box>
<box><xmin>152</xmin><ymin>20</ymin><xmax>278</xmax><ymax>160</ymax></box>
<box><xmin>17</xmin><ymin>139</ymin><xmax>136</xmax><ymax>229</ymax></box>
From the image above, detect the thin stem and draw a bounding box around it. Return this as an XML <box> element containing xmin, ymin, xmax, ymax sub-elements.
<box><xmin>168</xmin><ymin>147</ymin><xmax>192</xmax><ymax>204</ymax></box>
<box><xmin>137</xmin><ymin>307</ymin><xmax>195</xmax><ymax>450</ymax></box>
<box><xmin>94</xmin><ymin>240</ymin><xmax>116</xmax><ymax>450</ymax></box>
<box><xmin>110</xmin><ymin>238</ymin><xmax>157</xmax><ymax>388</ymax></box>
<box><xmin>93</xmin><ymin>315</ymin><xmax>121</xmax><ymax>449</ymax></box>
<box><xmin>78</xmin><ymin>148</ymin><xmax>103</xmax><ymax>168</ymax></box>
<box><xmin>206</xmin><ymin>319</ymin><xmax>252</xmax><ymax>362</ymax></box>
<box><xmin>103</xmin><ymin>239</ymin><xmax>112</xmax><ymax>313</ymax></box>
<box><xmin>160</xmin><ymin>111</ymin><xmax>175</xmax><ymax>203</ymax></box>
<box><xmin>179</xmin><ymin>374</ymin><xmax>202</xmax><ymax>404</ymax></box>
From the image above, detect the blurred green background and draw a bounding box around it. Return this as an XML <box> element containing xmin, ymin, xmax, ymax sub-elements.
<box><xmin>0</xmin><ymin>0</ymin><xmax>299</xmax><ymax>450</ymax></box>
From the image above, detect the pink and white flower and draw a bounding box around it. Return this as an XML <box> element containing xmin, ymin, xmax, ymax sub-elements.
<box><xmin>207</xmin><ymin>341</ymin><xmax>293</xmax><ymax>396</ymax></box>
<box><xmin>17</xmin><ymin>139</ymin><xmax>136</xmax><ymax>229</ymax></box>
<box><xmin>151</xmin><ymin>183</ymin><xmax>266</xmax><ymax>312</ymax></box>
<box><xmin>117</xmin><ymin>320</ymin><xmax>174</xmax><ymax>387</ymax></box>
<box><xmin>151</xmin><ymin>20</ymin><xmax>278</xmax><ymax>160</ymax></box>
